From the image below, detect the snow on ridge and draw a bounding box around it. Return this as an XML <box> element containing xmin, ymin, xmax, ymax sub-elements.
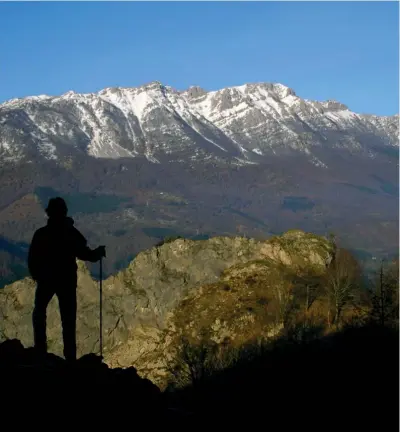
<box><xmin>1</xmin><ymin>79</ymin><xmax>398</xmax><ymax>165</ymax></box>
<box><xmin>163</xmin><ymin>90</ymin><xmax>228</xmax><ymax>152</ymax></box>
<box><xmin>128</xmin><ymin>90</ymin><xmax>154</xmax><ymax>121</ymax></box>
<box><xmin>1</xmin><ymin>81</ymin><xmax>396</xmax><ymax>120</ymax></box>
<box><xmin>88</xmin><ymin>139</ymin><xmax>136</xmax><ymax>159</ymax></box>
<box><xmin>249</xmin><ymin>86</ymin><xmax>284</xmax><ymax>115</ymax></box>
<box><xmin>1</xmin><ymin>94</ymin><xmax>53</xmax><ymax>108</ymax></box>
<box><xmin>99</xmin><ymin>85</ymin><xmax>170</xmax><ymax>122</ymax></box>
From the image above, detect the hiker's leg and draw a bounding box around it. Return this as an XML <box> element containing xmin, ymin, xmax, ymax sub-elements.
<box><xmin>32</xmin><ymin>283</ymin><xmax>54</xmax><ymax>353</ymax></box>
<box><xmin>57</xmin><ymin>284</ymin><xmax>77</xmax><ymax>362</ymax></box>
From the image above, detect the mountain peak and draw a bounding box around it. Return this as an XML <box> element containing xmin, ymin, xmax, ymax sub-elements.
<box><xmin>211</xmin><ymin>82</ymin><xmax>296</xmax><ymax>99</ymax></box>
<box><xmin>320</xmin><ymin>99</ymin><xmax>349</xmax><ymax>111</ymax></box>
<box><xmin>269</xmin><ymin>82</ymin><xmax>296</xmax><ymax>98</ymax></box>
<box><xmin>141</xmin><ymin>80</ymin><xmax>166</xmax><ymax>91</ymax></box>
<box><xmin>183</xmin><ymin>85</ymin><xmax>207</xmax><ymax>100</ymax></box>
<box><xmin>62</xmin><ymin>90</ymin><xmax>77</xmax><ymax>99</ymax></box>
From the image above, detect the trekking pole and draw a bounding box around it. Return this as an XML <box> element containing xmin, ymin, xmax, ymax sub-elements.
<box><xmin>99</xmin><ymin>256</ymin><xmax>103</xmax><ymax>358</ymax></box>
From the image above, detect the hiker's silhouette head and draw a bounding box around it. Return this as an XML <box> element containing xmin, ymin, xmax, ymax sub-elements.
<box><xmin>45</xmin><ymin>197</ymin><xmax>68</xmax><ymax>219</ymax></box>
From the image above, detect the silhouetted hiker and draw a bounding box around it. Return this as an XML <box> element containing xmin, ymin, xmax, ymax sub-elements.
<box><xmin>28</xmin><ymin>197</ymin><xmax>105</xmax><ymax>362</ymax></box>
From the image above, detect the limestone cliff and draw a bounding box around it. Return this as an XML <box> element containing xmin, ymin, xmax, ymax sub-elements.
<box><xmin>0</xmin><ymin>230</ymin><xmax>333</xmax><ymax>386</ymax></box>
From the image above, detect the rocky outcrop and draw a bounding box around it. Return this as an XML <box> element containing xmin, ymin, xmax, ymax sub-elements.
<box><xmin>0</xmin><ymin>231</ymin><xmax>333</xmax><ymax>386</ymax></box>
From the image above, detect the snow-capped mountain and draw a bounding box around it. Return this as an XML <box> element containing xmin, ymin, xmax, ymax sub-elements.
<box><xmin>0</xmin><ymin>81</ymin><xmax>398</xmax><ymax>288</ymax></box>
<box><xmin>0</xmin><ymin>81</ymin><xmax>398</xmax><ymax>166</ymax></box>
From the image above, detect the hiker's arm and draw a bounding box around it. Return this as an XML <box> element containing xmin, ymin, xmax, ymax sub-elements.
<box><xmin>74</xmin><ymin>229</ymin><xmax>105</xmax><ymax>262</ymax></box>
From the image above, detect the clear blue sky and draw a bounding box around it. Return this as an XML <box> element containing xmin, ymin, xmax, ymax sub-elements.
<box><xmin>0</xmin><ymin>2</ymin><xmax>398</xmax><ymax>115</ymax></box>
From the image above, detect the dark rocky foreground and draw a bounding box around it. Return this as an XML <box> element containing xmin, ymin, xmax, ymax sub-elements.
<box><xmin>0</xmin><ymin>339</ymin><xmax>188</xmax><ymax>424</ymax></box>
<box><xmin>168</xmin><ymin>325</ymin><xmax>399</xmax><ymax>430</ymax></box>
<box><xmin>0</xmin><ymin>325</ymin><xmax>398</xmax><ymax>429</ymax></box>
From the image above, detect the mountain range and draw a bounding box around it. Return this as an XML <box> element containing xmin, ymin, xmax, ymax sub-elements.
<box><xmin>0</xmin><ymin>81</ymin><xmax>398</xmax><ymax>285</ymax></box>
<box><xmin>1</xmin><ymin>81</ymin><xmax>398</xmax><ymax>164</ymax></box>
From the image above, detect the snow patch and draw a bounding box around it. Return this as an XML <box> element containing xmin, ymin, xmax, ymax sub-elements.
<box><xmin>233</xmin><ymin>157</ymin><xmax>258</xmax><ymax>166</ymax></box>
